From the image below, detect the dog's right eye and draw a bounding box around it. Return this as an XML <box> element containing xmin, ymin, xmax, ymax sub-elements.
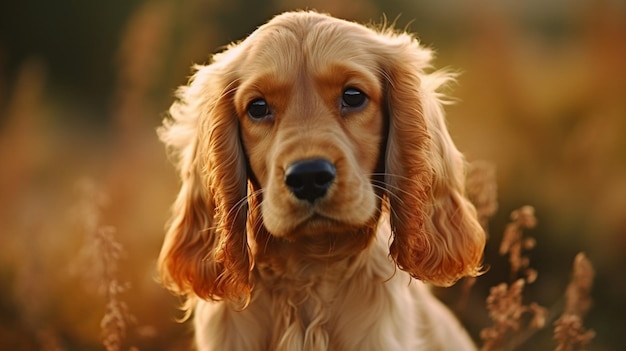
<box><xmin>247</xmin><ymin>99</ymin><xmax>271</xmax><ymax>120</ymax></box>
<box><xmin>341</xmin><ymin>88</ymin><xmax>368</xmax><ymax>110</ymax></box>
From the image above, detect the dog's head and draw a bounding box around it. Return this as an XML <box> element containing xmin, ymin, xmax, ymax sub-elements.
<box><xmin>158</xmin><ymin>11</ymin><xmax>485</xmax><ymax>304</ymax></box>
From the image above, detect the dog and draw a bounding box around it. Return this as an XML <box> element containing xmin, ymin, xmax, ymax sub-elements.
<box><xmin>158</xmin><ymin>11</ymin><xmax>485</xmax><ymax>350</ymax></box>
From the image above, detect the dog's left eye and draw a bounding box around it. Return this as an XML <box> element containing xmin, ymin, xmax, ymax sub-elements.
<box><xmin>247</xmin><ymin>98</ymin><xmax>272</xmax><ymax>120</ymax></box>
<box><xmin>341</xmin><ymin>88</ymin><xmax>367</xmax><ymax>110</ymax></box>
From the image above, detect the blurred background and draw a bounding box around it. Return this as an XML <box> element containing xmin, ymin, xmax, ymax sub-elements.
<box><xmin>1</xmin><ymin>0</ymin><xmax>625</xmax><ymax>350</ymax></box>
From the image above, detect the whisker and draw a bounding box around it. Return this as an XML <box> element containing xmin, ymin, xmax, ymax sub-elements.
<box><xmin>198</xmin><ymin>188</ymin><xmax>257</xmax><ymax>238</ymax></box>
<box><xmin>370</xmin><ymin>183</ymin><xmax>403</xmax><ymax>205</ymax></box>
<box><xmin>226</xmin><ymin>196</ymin><xmax>249</xmax><ymax>224</ymax></box>
<box><xmin>371</xmin><ymin>191</ymin><xmax>400</xmax><ymax>221</ymax></box>
<box><xmin>225</xmin><ymin>187</ymin><xmax>265</xmax><ymax>221</ymax></box>
<box><xmin>370</xmin><ymin>180</ymin><xmax>420</xmax><ymax>205</ymax></box>
<box><xmin>370</xmin><ymin>173</ymin><xmax>426</xmax><ymax>203</ymax></box>
<box><xmin>222</xmin><ymin>187</ymin><xmax>266</xmax><ymax>241</ymax></box>
<box><xmin>370</xmin><ymin>172</ymin><xmax>416</xmax><ymax>183</ymax></box>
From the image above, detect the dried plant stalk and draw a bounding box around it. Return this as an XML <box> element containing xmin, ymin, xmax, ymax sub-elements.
<box><xmin>480</xmin><ymin>206</ymin><xmax>546</xmax><ymax>351</ymax></box>
<box><xmin>554</xmin><ymin>253</ymin><xmax>596</xmax><ymax>351</ymax></box>
<box><xmin>480</xmin><ymin>278</ymin><xmax>547</xmax><ymax>351</ymax></box>
<box><xmin>72</xmin><ymin>179</ymin><xmax>136</xmax><ymax>351</ymax></box>
<box><xmin>499</xmin><ymin>206</ymin><xmax>538</xmax><ymax>282</ymax></box>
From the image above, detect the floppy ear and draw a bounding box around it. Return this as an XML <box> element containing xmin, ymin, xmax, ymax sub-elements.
<box><xmin>381</xmin><ymin>34</ymin><xmax>485</xmax><ymax>286</ymax></box>
<box><xmin>158</xmin><ymin>60</ymin><xmax>251</xmax><ymax>304</ymax></box>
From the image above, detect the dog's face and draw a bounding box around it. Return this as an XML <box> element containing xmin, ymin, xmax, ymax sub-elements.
<box><xmin>158</xmin><ymin>12</ymin><xmax>486</xmax><ymax>302</ymax></box>
<box><xmin>234</xmin><ymin>21</ymin><xmax>385</xmax><ymax>239</ymax></box>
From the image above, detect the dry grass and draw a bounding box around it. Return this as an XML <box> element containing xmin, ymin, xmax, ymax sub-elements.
<box><xmin>553</xmin><ymin>253</ymin><xmax>596</xmax><ymax>351</ymax></box>
<box><xmin>71</xmin><ymin>179</ymin><xmax>137</xmax><ymax>351</ymax></box>
<box><xmin>479</xmin><ymin>206</ymin><xmax>547</xmax><ymax>351</ymax></box>
<box><xmin>499</xmin><ymin>206</ymin><xmax>539</xmax><ymax>284</ymax></box>
<box><xmin>465</xmin><ymin>164</ymin><xmax>596</xmax><ymax>350</ymax></box>
<box><xmin>475</xmin><ymin>202</ymin><xmax>596</xmax><ymax>351</ymax></box>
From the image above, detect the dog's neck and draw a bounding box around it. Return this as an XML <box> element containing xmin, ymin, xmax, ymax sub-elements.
<box><xmin>249</xmin><ymin>217</ymin><xmax>381</xmax><ymax>285</ymax></box>
<box><xmin>251</xmin><ymin>225</ymin><xmax>379</xmax><ymax>336</ymax></box>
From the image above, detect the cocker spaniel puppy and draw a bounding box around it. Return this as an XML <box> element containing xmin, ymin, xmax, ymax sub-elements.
<box><xmin>158</xmin><ymin>11</ymin><xmax>485</xmax><ymax>351</ymax></box>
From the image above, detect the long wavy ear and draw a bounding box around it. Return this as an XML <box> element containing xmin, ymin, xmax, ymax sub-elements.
<box><xmin>381</xmin><ymin>33</ymin><xmax>485</xmax><ymax>286</ymax></box>
<box><xmin>158</xmin><ymin>59</ymin><xmax>251</xmax><ymax>305</ymax></box>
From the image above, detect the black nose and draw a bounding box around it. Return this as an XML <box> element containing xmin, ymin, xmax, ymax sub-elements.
<box><xmin>284</xmin><ymin>158</ymin><xmax>336</xmax><ymax>203</ymax></box>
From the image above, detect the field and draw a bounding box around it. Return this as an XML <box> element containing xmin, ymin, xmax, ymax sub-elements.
<box><xmin>1</xmin><ymin>1</ymin><xmax>625</xmax><ymax>350</ymax></box>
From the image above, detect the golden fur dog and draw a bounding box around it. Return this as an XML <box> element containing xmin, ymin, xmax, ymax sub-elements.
<box><xmin>158</xmin><ymin>11</ymin><xmax>485</xmax><ymax>350</ymax></box>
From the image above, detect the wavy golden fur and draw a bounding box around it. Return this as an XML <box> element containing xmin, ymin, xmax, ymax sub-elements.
<box><xmin>158</xmin><ymin>11</ymin><xmax>485</xmax><ymax>350</ymax></box>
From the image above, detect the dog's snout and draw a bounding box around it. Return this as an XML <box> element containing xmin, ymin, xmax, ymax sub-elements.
<box><xmin>284</xmin><ymin>158</ymin><xmax>336</xmax><ymax>203</ymax></box>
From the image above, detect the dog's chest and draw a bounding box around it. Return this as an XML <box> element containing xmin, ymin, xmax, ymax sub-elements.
<box><xmin>254</xmin><ymin>256</ymin><xmax>359</xmax><ymax>345</ymax></box>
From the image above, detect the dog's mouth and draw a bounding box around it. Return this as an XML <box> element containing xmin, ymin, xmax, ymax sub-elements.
<box><xmin>287</xmin><ymin>213</ymin><xmax>346</xmax><ymax>237</ymax></box>
<box><xmin>272</xmin><ymin>210</ymin><xmax>366</xmax><ymax>240</ymax></box>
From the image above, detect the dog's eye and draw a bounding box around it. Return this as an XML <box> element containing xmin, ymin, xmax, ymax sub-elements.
<box><xmin>341</xmin><ymin>88</ymin><xmax>367</xmax><ymax>109</ymax></box>
<box><xmin>247</xmin><ymin>99</ymin><xmax>271</xmax><ymax>120</ymax></box>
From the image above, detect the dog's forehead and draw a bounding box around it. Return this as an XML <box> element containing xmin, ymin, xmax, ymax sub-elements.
<box><xmin>240</xmin><ymin>12</ymin><xmax>379</xmax><ymax>77</ymax></box>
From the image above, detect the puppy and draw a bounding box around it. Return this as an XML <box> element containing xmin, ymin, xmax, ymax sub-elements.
<box><xmin>158</xmin><ymin>11</ymin><xmax>485</xmax><ymax>351</ymax></box>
